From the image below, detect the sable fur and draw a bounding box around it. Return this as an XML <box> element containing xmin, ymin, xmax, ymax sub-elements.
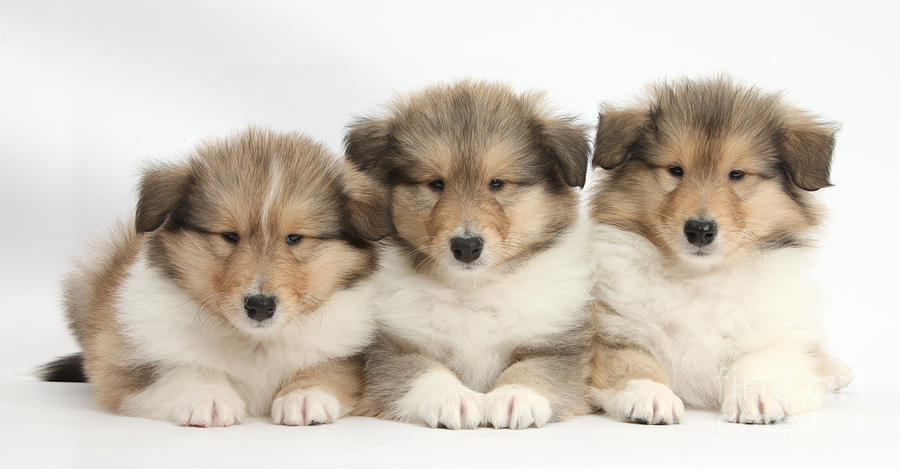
<box><xmin>41</xmin><ymin>128</ymin><xmax>391</xmax><ymax>427</ymax></box>
<box><xmin>346</xmin><ymin>81</ymin><xmax>594</xmax><ymax>429</ymax></box>
<box><xmin>587</xmin><ymin>77</ymin><xmax>852</xmax><ymax>425</ymax></box>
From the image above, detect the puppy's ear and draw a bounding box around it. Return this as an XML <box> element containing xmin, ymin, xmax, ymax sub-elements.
<box><xmin>344</xmin><ymin>116</ymin><xmax>393</xmax><ymax>179</ymax></box>
<box><xmin>538</xmin><ymin>115</ymin><xmax>591</xmax><ymax>188</ymax></box>
<box><xmin>135</xmin><ymin>163</ymin><xmax>192</xmax><ymax>233</ymax></box>
<box><xmin>779</xmin><ymin>111</ymin><xmax>837</xmax><ymax>191</ymax></box>
<box><xmin>342</xmin><ymin>164</ymin><xmax>395</xmax><ymax>241</ymax></box>
<box><xmin>592</xmin><ymin>107</ymin><xmax>650</xmax><ymax>170</ymax></box>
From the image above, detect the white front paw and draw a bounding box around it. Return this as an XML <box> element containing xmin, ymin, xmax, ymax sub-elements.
<box><xmin>416</xmin><ymin>389</ymin><xmax>484</xmax><ymax>429</ymax></box>
<box><xmin>721</xmin><ymin>381</ymin><xmax>790</xmax><ymax>424</ymax></box>
<box><xmin>484</xmin><ymin>384</ymin><xmax>553</xmax><ymax>429</ymax></box>
<box><xmin>173</xmin><ymin>385</ymin><xmax>246</xmax><ymax>427</ymax></box>
<box><xmin>609</xmin><ymin>379</ymin><xmax>683</xmax><ymax>425</ymax></box>
<box><xmin>271</xmin><ymin>388</ymin><xmax>341</xmax><ymax>426</ymax></box>
<box><xmin>398</xmin><ymin>371</ymin><xmax>484</xmax><ymax>429</ymax></box>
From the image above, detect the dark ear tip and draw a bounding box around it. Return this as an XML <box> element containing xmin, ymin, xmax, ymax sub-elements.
<box><xmin>134</xmin><ymin>211</ymin><xmax>160</xmax><ymax>233</ymax></box>
<box><xmin>362</xmin><ymin>220</ymin><xmax>396</xmax><ymax>242</ymax></box>
<box><xmin>343</xmin><ymin>116</ymin><xmax>393</xmax><ymax>176</ymax></box>
<box><xmin>375</xmin><ymin>231</ymin><xmax>396</xmax><ymax>242</ymax></box>
<box><xmin>135</xmin><ymin>223</ymin><xmax>160</xmax><ymax>233</ymax></box>
<box><xmin>568</xmin><ymin>175</ymin><xmax>587</xmax><ymax>188</ymax></box>
<box><xmin>807</xmin><ymin>181</ymin><xmax>834</xmax><ymax>192</ymax></box>
<box><xmin>594</xmin><ymin>156</ymin><xmax>624</xmax><ymax>170</ymax></box>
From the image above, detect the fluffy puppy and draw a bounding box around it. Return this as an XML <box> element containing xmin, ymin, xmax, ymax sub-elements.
<box><xmin>40</xmin><ymin>129</ymin><xmax>392</xmax><ymax>427</ymax></box>
<box><xmin>588</xmin><ymin>77</ymin><xmax>853</xmax><ymax>425</ymax></box>
<box><xmin>346</xmin><ymin>81</ymin><xmax>594</xmax><ymax>430</ymax></box>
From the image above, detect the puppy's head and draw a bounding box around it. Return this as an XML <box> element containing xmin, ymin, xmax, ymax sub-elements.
<box><xmin>345</xmin><ymin>81</ymin><xmax>589</xmax><ymax>281</ymax></box>
<box><xmin>136</xmin><ymin>129</ymin><xmax>392</xmax><ymax>337</ymax></box>
<box><xmin>591</xmin><ymin>77</ymin><xmax>836</xmax><ymax>269</ymax></box>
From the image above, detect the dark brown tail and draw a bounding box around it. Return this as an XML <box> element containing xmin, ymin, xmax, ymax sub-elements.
<box><xmin>38</xmin><ymin>353</ymin><xmax>87</xmax><ymax>382</ymax></box>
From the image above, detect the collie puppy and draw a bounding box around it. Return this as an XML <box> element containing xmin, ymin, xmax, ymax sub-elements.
<box><xmin>345</xmin><ymin>82</ymin><xmax>594</xmax><ymax>429</ymax></box>
<box><xmin>40</xmin><ymin>129</ymin><xmax>392</xmax><ymax>427</ymax></box>
<box><xmin>587</xmin><ymin>78</ymin><xmax>853</xmax><ymax>424</ymax></box>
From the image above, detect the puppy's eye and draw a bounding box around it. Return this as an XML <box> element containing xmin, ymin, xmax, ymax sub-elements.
<box><xmin>428</xmin><ymin>179</ymin><xmax>445</xmax><ymax>191</ymax></box>
<box><xmin>729</xmin><ymin>170</ymin><xmax>745</xmax><ymax>180</ymax></box>
<box><xmin>285</xmin><ymin>233</ymin><xmax>303</xmax><ymax>245</ymax></box>
<box><xmin>668</xmin><ymin>166</ymin><xmax>684</xmax><ymax>177</ymax></box>
<box><xmin>222</xmin><ymin>232</ymin><xmax>240</xmax><ymax>244</ymax></box>
<box><xmin>489</xmin><ymin>179</ymin><xmax>504</xmax><ymax>190</ymax></box>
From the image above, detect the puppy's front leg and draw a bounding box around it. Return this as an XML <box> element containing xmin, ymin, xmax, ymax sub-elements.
<box><xmin>720</xmin><ymin>346</ymin><xmax>822</xmax><ymax>424</ymax></box>
<box><xmin>485</xmin><ymin>332</ymin><xmax>592</xmax><ymax>429</ymax></box>
<box><xmin>362</xmin><ymin>337</ymin><xmax>484</xmax><ymax>429</ymax></box>
<box><xmin>271</xmin><ymin>356</ymin><xmax>363</xmax><ymax>426</ymax></box>
<box><xmin>483</xmin><ymin>359</ymin><xmax>582</xmax><ymax>429</ymax></box>
<box><xmin>121</xmin><ymin>366</ymin><xmax>246</xmax><ymax>427</ymax></box>
<box><xmin>590</xmin><ymin>342</ymin><xmax>684</xmax><ymax>424</ymax></box>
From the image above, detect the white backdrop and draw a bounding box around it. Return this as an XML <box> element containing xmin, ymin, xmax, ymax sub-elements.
<box><xmin>1</xmin><ymin>1</ymin><xmax>898</xmax><ymax>467</ymax></box>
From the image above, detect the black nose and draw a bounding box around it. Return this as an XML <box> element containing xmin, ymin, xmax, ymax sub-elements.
<box><xmin>244</xmin><ymin>294</ymin><xmax>276</xmax><ymax>321</ymax></box>
<box><xmin>450</xmin><ymin>236</ymin><xmax>484</xmax><ymax>263</ymax></box>
<box><xmin>683</xmin><ymin>219</ymin><xmax>718</xmax><ymax>247</ymax></box>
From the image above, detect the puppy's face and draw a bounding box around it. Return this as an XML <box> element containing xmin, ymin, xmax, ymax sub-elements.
<box><xmin>345</xmin><ymin>82</ymin><xmax>589</xmax><ymax>281</ymax></box>
<box><xmin>136</xmin><ymin>130</ymin><xmax>391</xmax><ymax>337</ymax></box>
<box><xmin>591</xmin><ymin>79</ymin><xmax>835</xmax><ymax>269</ymax></box>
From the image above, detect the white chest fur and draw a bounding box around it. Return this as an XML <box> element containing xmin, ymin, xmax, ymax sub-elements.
<box><xmin>372</xmin><ymin>222</ymin><xmax>593</xmax><ymax>392</ymax></box>
<box><xmin>590</xmin><ymin>224</ymin><xmax>824</xmax><ymax>407</ymax></box>
<box><xmin>116</xmin><ymin>251</ymin><xmax>375</xmax><ymax>414</ymax></box>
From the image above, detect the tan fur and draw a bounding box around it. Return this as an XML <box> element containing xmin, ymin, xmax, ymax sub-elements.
<box><xmin>144</xmin><ymin>133</ymin><xmax>384</xmax><ymax>332</ymax></box>
<box><xmin>588</xmin><ymin>77</ymin><xmax>844</xmax><ymax>422</ymax></box>
<box><xmin>590</xmin><ymin>77</ymin><xmax>834</xmax><ymax>268</ymax></box>
<box><xmin>275</xmin><ymin>356</ymin><xmax>365</xmax><ymax>416</ymax></box>
<box><xmin>590</xmin><ymin>342</ymin><xmax>669</xmax><ymax>392</ymax></box>
<box><xmin>346</xmin><ymin>81</ymin><xmax>588</xmax><ymax>280</ymax></box>
<box><xmin>63</xmin><ymin>221</ymin><xmax>151</xmax><ymax>411</ymax></box>
<box><xmin>345</xmin><ymin>81</ymin><xmax>594</xmax><ymax>427</ymax></box>
<box><xmin>498</xmin><ymin>337</ymin><xmax>593</xmax><ymax>419</ymax></box>
<box><xmin>60</xmin><ymin>129</ymin><xmax>391</xmax><ymax>420</ymax></box>
<box><xmin>354</xmin><ymin>335</ymin><xmax>453</xmax><ymax>419</ymax></box>
<box><xmin>588</xmin><ymin>301</ymin><xmax>670</xmax><ymax>411</ymax></box>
